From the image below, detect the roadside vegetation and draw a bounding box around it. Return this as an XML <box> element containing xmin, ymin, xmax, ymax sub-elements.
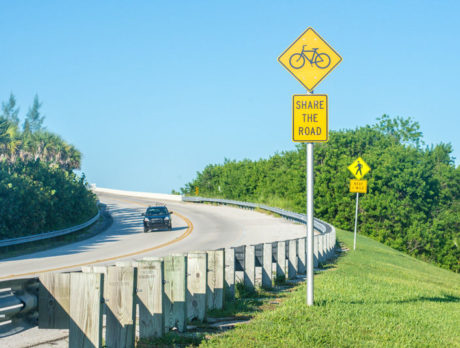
<box><xmin>183</xmin><ymin>116</ymin><xmax>460</xmax><ymax>272</ymax></box>
<box><xmin>199</xmin><ymin>229</ymin><xmax>460</xmax><ymax>347</ymax></box>
<box><xmin>0</xmin><ymin>93</ymin><xmax>97</xmax><ymax>240</ymax></box>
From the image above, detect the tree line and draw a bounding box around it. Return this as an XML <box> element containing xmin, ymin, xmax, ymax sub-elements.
<box><xmin>0</xmin><ymin>94</ymin><xmax>97</xmax><ymax>239</ymax></box>
<box><xmin>182</xmin><ymin>116</ymin><xmax>459</xmax><ymax>272</ymax></box>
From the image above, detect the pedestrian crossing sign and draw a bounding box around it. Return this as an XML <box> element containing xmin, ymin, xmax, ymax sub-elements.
<box><xmin>348</xmin><ymin>157</ymin><xmax>370</xmax><ymax>180</ymax></box>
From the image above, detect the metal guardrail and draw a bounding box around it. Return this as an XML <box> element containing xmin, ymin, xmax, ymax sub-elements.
<box><xmin>0</xmin><ymin>278</ymin><xmax>39</xmax><ymax>338</ymax></box>
<box><xmin>0</xmin><ymin>210</ymin><xmax>101</xmax><ymax>248</ymax></box>
<box><xmin>182</xmin><ymin>196</ymin><xmax>332</xmax><ymax>234</ymax></box>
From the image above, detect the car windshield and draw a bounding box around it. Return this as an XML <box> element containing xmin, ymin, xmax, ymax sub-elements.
<box><xmin>146</xmin><ymin>207</ymin><xmax>168</xmax><ymax>215</ymax></box>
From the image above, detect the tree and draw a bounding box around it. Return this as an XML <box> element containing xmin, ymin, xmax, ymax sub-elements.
<box><xmin>23</xmin><ymin>94</ymin><xmax>45</xmax><ymax>133</ymax></box>
<box><xmin>1</xmin><ymin>93</ymin><xmax>20</xmax><ymax>126</ymax></box>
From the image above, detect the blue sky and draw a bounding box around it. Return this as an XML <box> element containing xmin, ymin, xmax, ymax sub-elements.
<box><xmin>1</xmin><ymin>1</ymin><xmax>458</xmax><ymax>193</ymax></box>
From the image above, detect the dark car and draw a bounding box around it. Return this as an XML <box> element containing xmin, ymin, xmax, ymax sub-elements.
<box><xmin>142</xmin><ymin>205</ymin><xmax>173</xmax><ymax>232</ymax></box>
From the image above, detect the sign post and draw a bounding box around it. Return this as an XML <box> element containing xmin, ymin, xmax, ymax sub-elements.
<box><xmin>348</xmin><ymin>158</ymin><xmax>371</xmax><ymax>250</ymax></box>
<box><xmin>278</xmin><ymin>27</ymin><xmax>342</xmax><ymax>306</ymax></box>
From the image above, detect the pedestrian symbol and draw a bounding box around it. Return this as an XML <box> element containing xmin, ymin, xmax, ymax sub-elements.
<box><xmin>348</xmin><ymin>157</ymin><xmax>370</xmax><ymax>180</ymax></box>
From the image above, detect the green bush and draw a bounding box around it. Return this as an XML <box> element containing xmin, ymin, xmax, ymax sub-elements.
<box><xmin>183</xmin><ymin>116</ymin><xmax>460</xmax><ymax>272</ymax></box>
<box><xmin>0</xmin><ymin>160</ymin><xmax>97</xmax><ymax>239</ymax></box>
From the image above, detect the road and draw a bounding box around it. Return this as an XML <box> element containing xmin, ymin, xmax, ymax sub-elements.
<box><xmin>0</xmin><ymin>191</ymin><xmax>311</xmax><ymax>281</ymax></box>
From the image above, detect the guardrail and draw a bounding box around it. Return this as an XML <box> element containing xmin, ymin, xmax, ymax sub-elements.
<box><xmin>182</xmin><ymin>196</ymin><xmax>331</xmax><ymax>233</ymax></box>
<box><xmin>0</xmin><ymin>195</ymin><xmax>336</xmax><ymax>344</ymax></box>
<box><xmin>0</xmin><ymin>210</ymin><xmax>101</xmax><ymax>248</ymax></box>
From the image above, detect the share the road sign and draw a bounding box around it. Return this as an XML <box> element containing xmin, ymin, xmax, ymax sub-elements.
<box><xmin>278</xmin><ymin>27</ymin><xmax>342</xmax><ymax>91</ymax></box>
<box><xmin>350</xmin><ymin>179</ymin><xmax>367</xmax><ymax>193</ymax></box>
<box><xmin>348</xmin><ymin>157</ymin><xmax>371</xmax><ymax>180</ymax></box>
<box><xmin>292</xmin><ymin>94</ymin><xmax>328</xmax><ymax>142</ymax></box>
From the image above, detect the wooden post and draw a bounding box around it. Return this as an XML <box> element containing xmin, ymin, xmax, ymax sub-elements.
<box><xmin>288</xmin><ymin>239</ymin><xmax>298</xmax><ymax>279</ymax></box>
<box><xmin>262</xmin><ymin>243</ymin><xmax>273</xmax><ymax>288</ymax></box>
<box><xmin>224</xmin><ymin>248</ymin><xmax>235</xmax><ymax>299</ymax></box>
<box><xmin>313</xmin><ymin>235</ymin><xmax>319</xmax><ymax>268</ymax></box>
<box><xmin>187</xmin><ymin>252</ymin><xmax>207</xmax><ymax>321</ymax></box>
<box><xmin>69</xmin><ymin>273</ymin><xmax>103</xmax><ymax>348</ymax></box>
<box><xmin>38</xmin><ymin>272</ymin><xmax>70</xmax><ymax>329</ymax></box>
<box><xmin>276</xmin><ymin>241</ymin><xmax>286</xmax><ymax>280</ymax></box>
<box><xmin>207</xmin><ymin>249</ymin><xmax>224</xmax><ymax>310</ymax></box>
<box><xmin>105</xmin><ymin>266</ymin><xmax>137</xmax><ymax>348</ymax></box>
<box><xmin>318</xmin><ymin>234</ymin><xmax>324</xmax><ymax>264</ymax></box>
<box><xmin>298</xmin><ymin>237</ymin><xmax>306</xmax><ymax>274</ymax></box>
<box><xmin>137</xmin><ymin>258</ymin><xmax>164</xmax><ymax>339</ymax></box>
<box><xmin>163</xmin><ymin>254</ymin><xmax>187</xmax><ymax>332</ymax></box>
<box><xmin>244</xmin><ymin>245</ymin><xmax>255</xmax><ymax>290</ymax></box>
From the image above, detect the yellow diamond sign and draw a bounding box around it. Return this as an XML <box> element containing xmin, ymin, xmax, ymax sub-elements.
<box><xmin>278</xmin><ymin>27</ymin><xmax>342</xmax><ymax>92</ymax></box>
<box><xmin>348</xmin><ymin>157</ymin><xmax>371</xmax><ymax>180</ymax></box>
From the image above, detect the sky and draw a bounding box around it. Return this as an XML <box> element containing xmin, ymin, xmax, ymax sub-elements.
<box><xmin>1</xmin><ymin>1</ymin><xmax>459</xmax><ymax>193</ymax></box>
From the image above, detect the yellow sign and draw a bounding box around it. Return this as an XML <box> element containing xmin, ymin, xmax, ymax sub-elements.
<box><xmin>195</xmin><ymin>186</ymin><xmax>199</xmax><ymax>196</ymax></box>
<box><xmin>278</xmin><ymin>27</ymin><xmax>342</xmax><ymax>92</ymax></box>
<box><xmin>350</xmin><ymin>179</ymin><xmax>367</xmax><ymax>193</ymax></box>
<box><xmin>292</xmin><ymin>94</ymin><xmax>328</xmax><ymax>142</ymax></box>
<box><xmin>348</xmin><ymin>157</ymin><xmax>371</xmax><ymax>180</ymax></box>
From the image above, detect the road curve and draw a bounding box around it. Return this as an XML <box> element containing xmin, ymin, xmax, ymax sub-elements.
<box><xmin>0</xmin><ymin>191</ymin><xmax>311</xmax><ymax>280</ymax></box>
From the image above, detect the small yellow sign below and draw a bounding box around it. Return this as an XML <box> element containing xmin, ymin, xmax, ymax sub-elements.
<box><xmin>278</xmin><ymin>27</ymin><xmax>342</xmax><ymax>92</ymax></box>
<box><xmin>348</xmin><ymin>157</ymin><xmax>371</xmax><ymax>180</ymax></box>
<box><xmin>350</xmin><ymin>179</ymin><xmax>367</xmax><ymax>193</ymax></box>
<box><xmin>292</xmin><ymin>94</ymin><xmax>328</xmax><ymax>143</ymax></box>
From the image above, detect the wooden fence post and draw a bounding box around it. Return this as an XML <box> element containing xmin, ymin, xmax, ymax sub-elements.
<box><xmin>207</xmin><ymin>249</ymin><xmax>224</xmax><ymax>310</ymax></box>
<box><xmin>276</xmin><ymin>241</ymin><xmax>286</xmax><ymax>279</ymax></box>
<box><xmin>187</xmin><ymin>252</ymin><xmax>207</xmax><ymax>321</ymax></box>
<box><xmin>288</xmin><ymin>239</ymin><xmax>298</xmax><ymax>279</ymax></box>
<box><xmin>224</xmin><ymin>248</ymin><xmax>235</xmax><ymax>299</ymax></box>
<box><xmin>105</xmin><ymin>266</ymin><xmax>137</xmax><ymax>348</ymax></box>
<box><xmin>69</xmin><ymin>273</ymin><xmax>104</xmax><ymax>348</ymax></box>
<box><xmin>137</xmin><ymin>258</ymin><xmax>164</xmax><ymax>339</ymax></box>
<box><xmin>298</xmin><ymin>237</ymin><xmax>306</xmax><ymax>275</ymax></box>
<box><xmin>262</xmin><ymin>243</ymin><xmax>273</xmax><ymax>288</ymax></box>
<box><xmin>38</xmin><ymin>272</ymin><xmax>70</xmax><ymax>329</ymax></box>
<box><xmin>313</xmin><ymin>235</ymin><xmax>319</xmax><ymax>268</ymax></box>
<box><xmin>244</xmin><ymin>245</ymin><xmax>255</xmax><ymax>290</ymax></box>
<box><xmin>163</xmin><ymin>254</ymin><xmax>187</xmax><ymax>332</ymax></box>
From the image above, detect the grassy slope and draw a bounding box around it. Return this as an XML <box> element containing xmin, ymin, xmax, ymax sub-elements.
<box><xmin>201</xmin><ymin>229</ymin><xmax>460</xmax><ymax>347</ymax></box>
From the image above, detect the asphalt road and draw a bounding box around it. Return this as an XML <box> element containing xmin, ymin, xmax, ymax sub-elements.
<box><xmin>0</xmin><ymin>191</ymin><xmax>310</xmax><ymax>281</ymax></box>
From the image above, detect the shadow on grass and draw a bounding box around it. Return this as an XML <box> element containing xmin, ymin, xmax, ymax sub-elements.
<box><xmin>316</xmin><ymin>293</ymin><xmax>460</xmax><ymax>307</ymax></box>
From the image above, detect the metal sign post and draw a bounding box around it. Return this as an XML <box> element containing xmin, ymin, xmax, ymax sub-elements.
<box><xmin>279</xmin><ymin>27</ymin><xmax>342</xmax><ymax>306</ymax></box>
<box><xmin>353</xmin><ymin>192</ymin><xmax>359</xmax><ymax>250</ymax></box>
<box><xmin>306</xmin><ymin>142</ymin><xmax>314</xmax><ymax>306</ymax></box>
<box><xmin>348</xmin><ymin>157</ymin><xmax>371</xmax><ymax>250</ymax></box>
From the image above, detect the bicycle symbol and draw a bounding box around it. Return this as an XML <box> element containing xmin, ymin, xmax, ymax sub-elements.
<box><xmin>289</xmin><ymin>45</ymin><xmax>331</xmax><ymax>70</ymax></box>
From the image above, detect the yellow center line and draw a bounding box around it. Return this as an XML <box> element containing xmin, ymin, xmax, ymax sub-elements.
<box><xmin>0</xmin><ymin>197</ymin><xmax>193</xmax><ymax>280</ymax></box>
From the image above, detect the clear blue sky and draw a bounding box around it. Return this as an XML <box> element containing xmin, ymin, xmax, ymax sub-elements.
<box><xmin>1</xmin><ymin>1</ymin><xmax>458</xmax><ymax>193</ymax></box>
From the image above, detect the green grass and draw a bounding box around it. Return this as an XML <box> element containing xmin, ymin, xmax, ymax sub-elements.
<box><xmin>200</xmin><ymin>229</ymin><xmax>460</xmax><ymax>348</ymax></box>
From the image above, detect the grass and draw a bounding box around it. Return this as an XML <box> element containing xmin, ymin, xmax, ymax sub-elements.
<box><xmin>198</xmin><ymin>229</ymin><xmax>460</xmax><ymax>348</ymax></box>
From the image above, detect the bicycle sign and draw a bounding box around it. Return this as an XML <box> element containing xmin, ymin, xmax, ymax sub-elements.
<box><xmin>290</xmin><ymin>46</ymin><xmax>331</xmax><ymax>70</ymax></box>
<box><xmin>278</xmin><ymin>27</ymin><xmax>342</xmax><ymax>91</ymax></box>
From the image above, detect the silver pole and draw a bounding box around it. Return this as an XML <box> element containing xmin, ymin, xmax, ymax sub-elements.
<box><xmin>306</xmin><ymin>142</ymin><xmax>314</xmax><ymax>306</ymax></box>
<box><xmin>353</xmin><ymin>192</ymin><xmax>359</xmax><ymax>250</ymax></box>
